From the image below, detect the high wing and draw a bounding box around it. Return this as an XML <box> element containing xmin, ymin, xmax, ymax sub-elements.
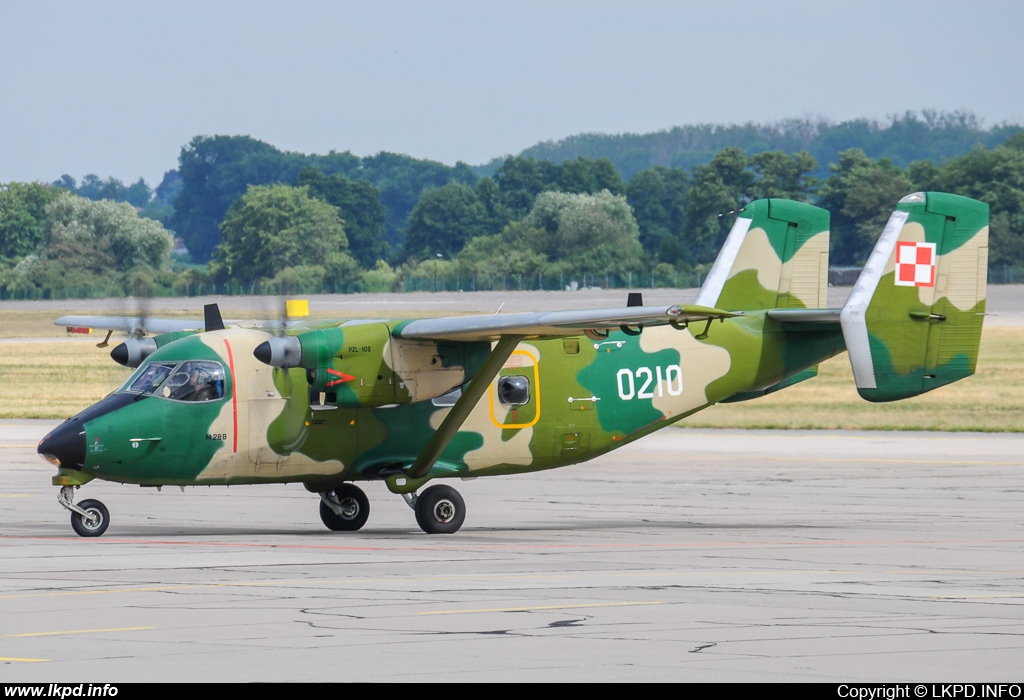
<box><xmin>55</xmin><ymin>315</ymin><xmax>311</xmax><ymax>337</ymax></box>
<box><xmin>56</xmin><ymin>315</ymin><xmax>205</xmax><ymax>336</ymax></box>
<box><xmin>390</xmin><ymin>303</ymin><xmax>737</xmax><ymax>342</ymax></box>
<box><xmin>58</xmin><ymin>303</ymin><xmax>738</xmax><ymax>342</ymax></box>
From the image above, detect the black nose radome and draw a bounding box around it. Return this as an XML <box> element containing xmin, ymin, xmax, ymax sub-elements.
<box><xmin>254</xmin><ymin>340</ymin><xmax>272</xmax><ymax>366</ymax></box>
<box><xmin>38</xmin><ymin>421</ymin><xmax>86</xmax><ymax>470</ymax></box>
<box><xmin>254</xmin><ymin>336</ymin><xmax>302</xmax><ymax>368</ymax></box>
<box><xmin>110</xmin><ymin>337</ymin><xmax>157</xmax><ymax>368</ymax></box>
<box><xmin>110</xmin><ymin>342</ymin><xmax>129</xmax><ymax>366</ymax></box>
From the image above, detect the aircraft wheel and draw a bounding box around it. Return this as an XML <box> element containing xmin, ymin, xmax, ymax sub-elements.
<box><xmin>70</xmin><ymin>499</ymin><xmax>110</xmax><ymax>538</ymax></box>
<box><xmin>414</xmin><ymin>484</ymin><xmax>465</xmax><ymax>535</ymax></box>
<box><xmin>319</xmin><ymin>484</ymin><xmax>369</xmax><ymax>531</ymax></box>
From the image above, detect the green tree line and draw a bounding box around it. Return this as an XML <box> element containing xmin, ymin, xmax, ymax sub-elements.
<box><xmin>3</xmin><ymin>121</ymin><xmax>1024</xmax><ymax>299</ymax></box>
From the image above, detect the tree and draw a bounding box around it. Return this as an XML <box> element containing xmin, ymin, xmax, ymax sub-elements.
<box><xmin>525</xmin><ymin>190</ymin><xmax>645</xmax><ymax>273</ymax></box>
<box><xmin>683</xmin><ymin>147</ymin><xmax>755</xmax><ymax>262</ymax></box>
<box><xmin>44</xmin><ymin>192</ymin><xmax>173</xmax><ymax>271</ymax></box>
<box><xmin>749</xmin><ymin>150</ymin><xmax>817</xmax><ymax>200</ymax></box>
<box><xmin>817</xmin><ymin>149</ymin><xmax>914</xmax><ymax>265</ymax></box>
<box><xmin>0</xmin><ymin>182</ymin><xmax>62</xmax><ymax>258</ymax></box>
<box><xmin>626</xmin><ymin>166</ymin><xmax>690</xmax><ymax>261</ymax></box>
<box><xmin>172</xmin><ymin>135</ymin><xmax>479</xmax><ymax>262</ymax></box>
<box><xmin>211</xmin><ymin>184</ymin><xmax>352</xmax><ymax>285</ymax></box>
<box><xmin>296</xmin><ymin>167</ymin><xmax>388</xmax><ymax>267</ymax></box>
<box><xmin>173</xmin><ymin>135</ymin><xmax>308</xmax><ymax>262</ymax></box>
<box><xmin>403</xmin><ymin>182</ymin><xmax>489</xmax><ymax>259</ymax></box>
<box><xmin>491</xmin><ymin>156</ymin><xmax>560</xmax><ymax>217</ymax></box>
<box><xmin>922</xmin><ymin>140</ymin><xmax>1024</xmax><ymax>267</ymax></box>
<box><xmin>457</xmin><ymin>190</ymin><xmax>646</xmax><ymax>280</ymax></box>
<box><xmin>556</xmin><ymin>157</ymin><xmax>625</xmax><ymax>196</ymax></box>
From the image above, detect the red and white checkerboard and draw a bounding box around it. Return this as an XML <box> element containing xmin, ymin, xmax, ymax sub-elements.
<box><xmin>894</xmin><ymin>241</ymin><xmax>936</xmax><ymax>287</ymax></box>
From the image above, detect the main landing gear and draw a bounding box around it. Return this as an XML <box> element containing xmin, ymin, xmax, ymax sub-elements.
<box><xmin>407</xmin><ymin>484</ymin><xmax>466</xmax><ymax>535</ymax></box>
<box><xmin>316</xmin><ymin>482</ymin><xmax>467</xmax><ymax>534</ymax></box>
<box><xmin>59</xmin><ymin>486</ymin><xmax>110</xmax><ymax>538</ymax></box>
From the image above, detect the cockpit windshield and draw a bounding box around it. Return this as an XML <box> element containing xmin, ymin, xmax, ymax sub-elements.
<box><xmin>118</xmin><ymin>360</ymin><xmax>226</xmax><ymax>402</ymax></box>
<box><xmin>122</xmin><ymin>362</ymin><xmax>176</xmax><ymax>395</ymax></box>
<box><xmin>162</xmin><ymin>361</ymin><xmax>226</xmax><ymax>402</ymax></box>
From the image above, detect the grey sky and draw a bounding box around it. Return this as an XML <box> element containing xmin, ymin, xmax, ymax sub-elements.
<box><xmin>2</xmin><ymin>0</ymin><xmax>1021</xmax><ymax>186</ymax></box>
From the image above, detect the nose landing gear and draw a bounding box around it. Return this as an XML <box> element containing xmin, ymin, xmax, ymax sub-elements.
<box><xmin>318</xmin><ymin>483</ymin><xmax>370</xmax><ymax>531</ymax></box>
<box><xmin>58</xmin><ymin>486</ymin><xmax>110</xmax><ymax>537</ymax></box>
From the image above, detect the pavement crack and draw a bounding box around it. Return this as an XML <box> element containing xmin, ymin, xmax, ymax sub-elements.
<box><xmin>690</xmin><ymin>643</ymin><xmax>716</xmax><ymax>653</ymax></box>
<box><xmin>548</xmin><ymin>618</ymin><xmax>585</xmax><ymax>628</ymax></box>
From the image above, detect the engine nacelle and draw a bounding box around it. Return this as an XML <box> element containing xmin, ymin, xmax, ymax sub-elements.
<box><xmin>110</xmin><ymin>331</ymin><xmax>195</xmax><ymax>368</ymax></box>
<box><xmin>254</xmin><ymin>323</ymin><xmax>489</xmax><ymax>408</ymax></box>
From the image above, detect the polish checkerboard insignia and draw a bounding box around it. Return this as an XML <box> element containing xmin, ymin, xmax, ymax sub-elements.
<box><xmin>894</xmin><ymin>241</ymin><xmax>936</xmax><ymax>287</ymax></box>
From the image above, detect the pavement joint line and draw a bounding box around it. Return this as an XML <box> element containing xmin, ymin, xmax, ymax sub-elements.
<box><xmin>931</xmin><ymin>594</ymin><xmax>1024</xmax><ymax>599</ymax></box>
<box><xmin>1</xmin><ymin>535</ymin><xmax>1020</xmax><ymax>553</ymax></box>
<box><xmin>418</xmin><ymin>601</ymin><xmax>665</xmax><ymax>615</ymax></box>
<box><xmin>8</xmin><ymin>567</ymin><xmax>1006</xmax><ymax>602</ymax></box>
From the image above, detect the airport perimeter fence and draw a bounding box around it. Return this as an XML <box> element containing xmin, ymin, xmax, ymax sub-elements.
<box><xmin>3</xmin><ymin>266</ymin><xmax>1024</xmax><ymax>301</ymax></box>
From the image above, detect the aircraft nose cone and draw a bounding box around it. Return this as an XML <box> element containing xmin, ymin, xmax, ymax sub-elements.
<box><xmin>109</xmin><ymin>342</ymin><xmax>129</xmax><ymax>366</ymax></box>
<box><xmin>38</xmin><ymin>421</ymin><xmax>86</xmax><ymax>470</ymax></box>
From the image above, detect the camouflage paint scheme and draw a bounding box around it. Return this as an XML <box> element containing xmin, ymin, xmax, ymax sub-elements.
<box><xmin>43</xmin><ymin>193</ymin><xmax>988</xmax><ymax>530</ymax></box>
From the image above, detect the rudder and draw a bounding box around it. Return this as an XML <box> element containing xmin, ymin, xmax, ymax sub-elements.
<box><xmin>695</xmin><ymin>199</ymin><xmax>830</xmax><ymax>311</ymax></box>
<box><xmin>840</xmin><ymin>192</ymin><xmax>989</xmax><ymax>402</ymax></box>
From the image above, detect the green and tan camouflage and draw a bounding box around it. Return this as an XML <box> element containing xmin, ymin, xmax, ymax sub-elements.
<box><xmin>840</xmin><ymin>192</ymin><xmax>988</xmax><ymax>401</ymax></box>
<box><xmin>38</xmin><ymin>192</ymin><xmax>989</xmax><ymax>536</ymax></box>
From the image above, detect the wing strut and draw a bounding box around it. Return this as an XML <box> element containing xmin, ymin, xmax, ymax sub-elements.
<box><xmin>406</xmin><ymin>334</ymin><xmax>524</xmax><ymax>480</ymax></box>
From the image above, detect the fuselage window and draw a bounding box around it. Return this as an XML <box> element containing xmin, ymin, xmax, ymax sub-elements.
<box><xmin>431</xmin><ymin>386</ymin><xmax>463</xmax><ymax>407</ymax></box>
<box><xmin>497</xmin><ymin>376</ymin><xmax>530</xmax><ymax>406</ymax></box>
<box><xmin>162</xmin><ymin>361</ymin><xmax>226</xmax><ymax>402</ymax></box>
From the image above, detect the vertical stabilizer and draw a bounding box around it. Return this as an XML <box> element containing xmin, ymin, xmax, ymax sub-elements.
<box><xmin>695</xmin><ymin>199</ymin><xmax>830</xmax><ymax>311</ymax></box>
<box><xmin>839</xmin><ymin>192</ymin><xmax>989</xmax><ymax>402</ymax></box>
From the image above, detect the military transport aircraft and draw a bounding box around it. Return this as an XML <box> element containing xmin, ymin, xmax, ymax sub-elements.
<box><xmin>38</xmin><ymin>192</ymin><xmax>989</xmax><ymax>536</ymax></box>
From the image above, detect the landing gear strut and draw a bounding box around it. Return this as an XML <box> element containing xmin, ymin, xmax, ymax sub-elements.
<box><xmin>319</xmin><ymin>483</ymin><xmax>370</xmax><ymax>531</ymax></box>
<box><xmin>58</xmin><ymin>486</ymin><xmax>110</xmax><ymax>538</ymax></box>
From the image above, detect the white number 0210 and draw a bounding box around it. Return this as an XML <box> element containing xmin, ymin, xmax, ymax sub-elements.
<box><xmin>616</xmin><ymin>365</ymin><xmax>683</xmax><ymax>400</ymax></box>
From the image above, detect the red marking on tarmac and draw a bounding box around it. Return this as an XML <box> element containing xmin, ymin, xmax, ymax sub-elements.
<box><xmin>223</xmin><ymin>339</ymin><xmax>238</xmax><ymax>453</ymax></box>
<box><xmin>1</xmin><ymin>535</ymin><xmax>1019</xmax><ymax>552</ymax></box>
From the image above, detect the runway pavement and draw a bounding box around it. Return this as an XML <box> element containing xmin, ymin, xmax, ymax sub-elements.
<box><xmin>1</xmin><ymin>422</ymin><xmax>1022</xmax><ymax>682</ymax></box>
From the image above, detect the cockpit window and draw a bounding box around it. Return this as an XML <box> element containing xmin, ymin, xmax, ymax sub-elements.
<box><xmin>161</xmin><ymin>361</ymin><xmax>226</xmax><ymax>402</ymax></box>
<box><xmin>124</xmin><ymin>362</ymin><xmax>176</xmax><ymax>395</ymax></box>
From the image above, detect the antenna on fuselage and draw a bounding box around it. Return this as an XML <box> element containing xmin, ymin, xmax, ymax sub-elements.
<box><xmin>204</xmin><ymin>304</ymin><xmax>226</xmax><ymax>332</ymax></box>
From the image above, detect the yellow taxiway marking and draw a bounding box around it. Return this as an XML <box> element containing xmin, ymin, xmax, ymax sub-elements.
<box><xmin>0</xmin><ymin>445</ymin><xmax>36</xmax><ymax>448</ymax></box>
<box><xmin>0</xmin><ymin>494</ymin><xmax>32</xmax><ymax>498</ymax></box>
<box><xmin>419</xmin><ymin>601</ymin><xmax>665</xmax><ymax>616</ymax></box>
<box><xmin>0</xmin><ymin>657</ymin><xmax>49</xmax><ymax>663</ymax></box>
<box><xmin>3</xmin><ymin>626</ymin><xmax>153</xmax><ymax>638</ymax></box>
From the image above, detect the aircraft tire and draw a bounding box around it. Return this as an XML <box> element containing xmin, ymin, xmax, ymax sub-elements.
<box><xmin>414</xmin><ymin>484</ymin><xmax>465</xmax><ymax>535</ymax></box>
<box><xmin>319</xmin><ymin>484</ymin><xmax>370</xmax><ymax>531</ymax></box>
<box><xmin>70</xmin><ymin>499</ymin><xmax>110</xmax><ymax>538</ymax></box>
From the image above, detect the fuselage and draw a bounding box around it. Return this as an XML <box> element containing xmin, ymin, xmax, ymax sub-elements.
<box><xmin>39</xmin><ymin>314</ymin><xmax>846</xmax><ymax>490</ymax></box>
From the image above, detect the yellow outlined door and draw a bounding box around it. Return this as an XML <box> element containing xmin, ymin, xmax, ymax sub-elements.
<box><xmin>489</xmin><ymin>349</ymin><xmax>540</xmax><ymax>429</ymax></box>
